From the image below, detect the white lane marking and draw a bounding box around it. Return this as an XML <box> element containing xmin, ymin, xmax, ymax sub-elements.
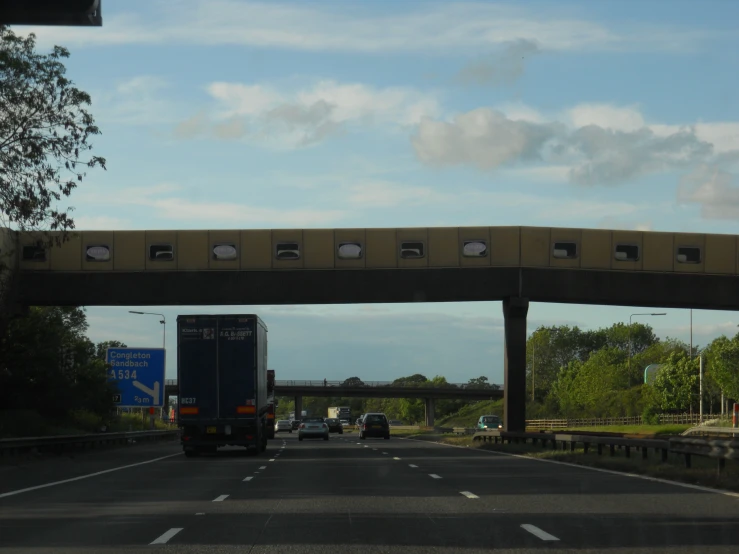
<box><xmin>0</xmin><ymin>452</ymin><xmax>181</xmax><ymax>499</ymax></box>
<box><xmin>213</xmin><ymin>495</ymin><xmax>229</xmax><ymax>502</ymax></box>
<box><xmin>521</xmin><ymin>524</ymin><xmax>559</xmax><ymax>541</ymax></box>
<box><xmin>196</xmin><ymin>513</ymin><xmax>204</xmax><ymax>516</ymax></box>
<box><xmin>364</xmin><ymin>446</ymin><xmax>368</xmax><ymax>448</ymax></box>
<box><xmin>409</xmin><ymin>464</ymin><xmax>418</xmax><ymax>468</ymax></box>
<box><xmin>460</xmin><ymin>491</ymin><xmax>479</xmax><ymax>499</ymax></box>
<box><xmin>259</xmin><ymin>466</ymin><xmax>267</xmax><ymax>469</ymax></box>
<box><xmin>372</xmin><ymin>448</ymin><xmax>377</xmax><ymax>451</ymax></box>
<box><xmin>269</xmin><ymin>458</ymin><xmax>275</xmax><ymax>462</ymax></box>
<box><xmin>150</xmin><ymin>528</ymin><xmax>183</xmax><ymax>545</ymax></box>
<box><xmin>356</xmin><ymin>443</ymin><xmax>361</xmax><ymax>445</ymax></box>
<box><xmin>382</xmin><ymin>452</ymin><xmax>388</xmax><ymax>455</ymax></box>
<box><xmin>393</xmin><ymin>457</ymin><xmax>401</xmax><ymax>460</ymax></box>
<box><xmin>429</xmin><ymin>474</ymin><xmax>442</xmax><ymax>479</ymax></box>
<box><xmin>398</xmin><ymin>437</ymin><xmax>739</xmax><ymax>500</ymax></box>
<box><xmin>243</xmin><ymin>477</ymin><xmax>253</xmax><ymax>482</ymax></box>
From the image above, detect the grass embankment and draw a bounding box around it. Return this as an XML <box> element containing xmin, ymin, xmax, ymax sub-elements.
<box><xmin>404</xmin><ymin>432</ymin><xmax>739</xmax><ymax>492</ymax></box>
<box><xmin>0</xmin><ymin>409</ymin><xmax>175</xmax><ymax>439</ymax></box>
<box><xmin>436</xmin><ymin>399</ymin><xmax>503</xmax><ymax>428</ymax></box>
<box><xmin>556</xmin><ymin>424</ymin><xmax>691</xmax><ymax>437</ymax></box>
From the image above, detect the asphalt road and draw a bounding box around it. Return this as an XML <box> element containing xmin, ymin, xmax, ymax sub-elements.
<box><xmin>1</xmin><ymin>431</ymin><xmax>739</xmax><ymax>553</ymax></box>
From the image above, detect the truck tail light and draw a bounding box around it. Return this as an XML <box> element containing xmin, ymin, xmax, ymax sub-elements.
<box><xmin>180</xmin><ymin>407</ymin><xmax>199</xmax><ymax>415</ymax></box>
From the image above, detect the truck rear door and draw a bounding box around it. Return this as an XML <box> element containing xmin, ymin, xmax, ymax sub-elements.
<box><xmin>178</xmin><ymin>316</ymin><xmax>218</xmax><ymax>420</ymax></box>
<box><xmin>217</xmin><ymin>315</ymin><xmax>257</xmax><ymax>419</ymax></box>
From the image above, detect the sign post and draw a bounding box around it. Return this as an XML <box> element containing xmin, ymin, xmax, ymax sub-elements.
<box><xmin>106</xmin><ymin>347</ymin><xmax>166</xmax><ymax>409</ymax></box>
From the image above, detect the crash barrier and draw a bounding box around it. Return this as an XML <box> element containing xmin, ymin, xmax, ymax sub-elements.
<box><xmin>0</xmin><ymin>430</ymin><xmax>179</xmax><ymax>457</ymax></box>
<box><xmin>473</xmin><ymin>430</ymin><xmax>738</xmax><ymax>476</ymax></box>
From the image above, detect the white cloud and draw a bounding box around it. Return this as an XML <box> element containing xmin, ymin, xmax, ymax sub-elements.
<box><xmin>72</xmin><ymin>216</ymin><xmax>132</xmax><ymax>230</ymax></box>
<box><xmin>93</xmin><ymin>75</ymin><xmax>182</xmax><ymax>125</ymax></box>
<box><xmin>77</xmin><ymin>183</ymin><xmax>348</xmax><ymax>228</ymax></box>
<box><xmin>411</xmin><ymin>103</ymin><xmax>725</xmax><ymax>187</ymax></box>
<box><xmin>176</xmin><ymin>79</ymin><xmax>440</xmax><ymax>148</ymax></box>
<box><xmin>456</xmin><ymin>39</ymin><xmax>541</xmax><ymax>86</ymax></box>
<box><xmin>677</xmin><ymin>164</ymin><xmax>739</xmax><ymax>220</ymax></box>
<box><xmin>22</xmin><ymin>1</ymin><xmax>714</xmax><ymax>54</ymax></box>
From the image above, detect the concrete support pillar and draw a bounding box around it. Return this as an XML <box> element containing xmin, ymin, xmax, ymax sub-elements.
<box><xmin>503</xmin><ymin>297</ymin><xmax>529</xmax><ymax>432</ymax></box>
<box><xmin>424</xmin><ymin>397</ymin><xmax>435</xmax><ymax>427</ymax></box>
<box><xmin>294</xmin><ymin>396</ymin><xmax>303</xmax><ymax>420</ymax></box>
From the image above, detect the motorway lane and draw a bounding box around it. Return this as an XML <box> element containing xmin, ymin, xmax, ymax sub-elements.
<box><xmin>1</xmin><ymin>430</ymin><xmax>738</xmax><ymax>552</ymax></box>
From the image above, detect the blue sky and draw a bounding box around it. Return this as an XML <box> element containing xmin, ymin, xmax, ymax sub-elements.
<box><xmin>15</xmin><ymin>0</ymin><xmax>739</xmax><ymax>382</ymax></box>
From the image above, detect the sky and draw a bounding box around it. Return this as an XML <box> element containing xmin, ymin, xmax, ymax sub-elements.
<box><xmin>12</xmin><ymin>0</ymin><xmax>739</xmax><ymax>383</ymax></box>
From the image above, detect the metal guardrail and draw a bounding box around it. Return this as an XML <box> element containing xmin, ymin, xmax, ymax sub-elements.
<box><xmin>474</xmin><ymin>430</ymin><xmax>739</xmax><ymax>475</ymax></box>
<box><xmin>682</xmin><ymin>426</ymin><xmax>739</xmax><ymax>437</ymax></box>
<box><xmin>0</xmin><ymin>430</ymin><xmax>180</xmax><ymax>457</ymax></box>
<box><xmin>525</xmin><ymin>414</ymin><xmax>721</xmax><ymax>429</ymax></box>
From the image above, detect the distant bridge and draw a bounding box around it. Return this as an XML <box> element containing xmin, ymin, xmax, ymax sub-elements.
<box><xmin>163</xmin><ymin>379</ymin><xmax>503</xmax><ymax>426</ymax></box>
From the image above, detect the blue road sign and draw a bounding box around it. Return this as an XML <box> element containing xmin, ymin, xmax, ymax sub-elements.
<box><xmin>106</xmin><ymin>348</ymin><xmax>166</xmax><ymax>408</ymax></box>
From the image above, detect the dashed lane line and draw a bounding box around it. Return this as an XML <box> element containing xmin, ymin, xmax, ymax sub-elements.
<box><xmin>150</xmin><ymin>528</ymin><xmax>183</xmax><ymax>545</ymax></box>
<box><xmin>213</xmin><ymin>495</ymin><xmax>229</xmax><ymax>502</ymax></box>
<box><xmin>243</xmin><ymin>477</ymin><xmax>254</xmax><ymax>482</ymax></box>
<box><xmin>429</xmin><ymin>474</ymin><xmax>442</xmax><ymax>479</ymax></box>
<box><xmin>460</xmin><ymin>491</ymin><xmax>479</xmax><ymax>499</ymax></box>
<box><xmin>521</xmin><ymin>524</ymin><xmax>560</xmax><ymax>541</ymax></box>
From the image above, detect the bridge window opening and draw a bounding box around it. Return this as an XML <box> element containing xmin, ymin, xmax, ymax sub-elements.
<box><xmin>552</xmin><ymin>241</ymin><xmax>578</xmax><ymax>259</ymax></box>
<box><xmin>149</xmin><ymin>244</ymin><xmax>174</xmax><ymax>261</ymax></box>
<box><xmin>676</xmin><ymin>246</ymin><xmax>701</xmax><ymax>264</ymax></box>
<box><xmin>212</xmin><ymin>243</ymin><xmax>238</xmax><ymax>261</ymax></box>
<box><xmin>276</xmin><ymin>242</ymin><xmax>300</xmax><ymax>260</ymax></box>
<box><xmin>614</xmin><ymin>243</ymin><xmax>640</xmax><ymax>262</ymax></box>
<box><xmin>338</xmin><ymin>242</ymin><xmax>363</xmax><ymax>259</ymax></box>
<box><xmin>400</xmin><ymin>241</ymin><xmax>425</xmax><ymax>259</ymax></box>
<box><xmin>22</xmin><ymin>245</ymin><xmax>46</xmax><ymax>261</ymax></box>
<box><xmin>462</xmin><ymin>240</ymin><xmax>487</xmax><ymax>257</ymax></box>
<box><xmin>85</xmin><ymin>245</ymin><xmax>110</xmax><ymax>262</ymax></box>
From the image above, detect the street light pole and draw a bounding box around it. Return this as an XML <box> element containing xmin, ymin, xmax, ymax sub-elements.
<box><xmin>128</xmin><ymin>311</ymin><xmax>166</xmax><ymax>349</ymax></box>
<box><xmin>628</xmin><ymin>312</ymin><xmax>667</xmax><ymax>386</ymax></box>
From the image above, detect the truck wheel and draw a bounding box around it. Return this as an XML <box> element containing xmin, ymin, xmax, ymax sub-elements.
<box><xmin>323</xmin><ymin>434</ymin><xmax>329</xmax><ymax>441</ymax></box>
<box><xmin>384</xmin><ymin>435</ymin><xmax>390</xmax><ymax>440</ymax></box>
<box><xmin>184</xmin><ymin>450</ymin><xmax>198</xmax><ymax>458</ymax></box>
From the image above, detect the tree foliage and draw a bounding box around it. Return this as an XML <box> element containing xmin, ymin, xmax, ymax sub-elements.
<box><xmin>651</xmin><ymin>351</ymin><xmax>699</xmax><ymax>412</ymax></box>
<box><xmin>0</xmin><ymin>25</ymin><xmax>105</xmax><ymax>237</ymax></box>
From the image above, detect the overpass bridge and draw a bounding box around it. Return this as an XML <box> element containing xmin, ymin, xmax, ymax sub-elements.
<box><xmin>4</xmin><ymin>224</ymin><xmax>739</xmax><ymax>431</ymax></box>
<box><xmin>163</xmin><ymin>379</ymin><xmax>503</xmax><ymax>426</ymax></box>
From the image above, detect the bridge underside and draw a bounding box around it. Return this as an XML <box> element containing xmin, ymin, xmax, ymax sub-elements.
<box><xmin>272</xmin><ymin>386</ymin><xmax>504</xmax><ymax>401</ymax></box>
<box><xmin>17</xmin><ymin>267</ymin><xmax>739</xmax><ymax>310</ymax></box>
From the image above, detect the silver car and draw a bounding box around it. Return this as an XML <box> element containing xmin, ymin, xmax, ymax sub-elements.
<box><xmin>298</xmin><ymin>416</ymin><xmax>329</xmax><ymax>441</ymax></box>
<box><xmin>276</xmin><ymin>420</ymin><xmax>292</xmax><ymax>433</ymax></box>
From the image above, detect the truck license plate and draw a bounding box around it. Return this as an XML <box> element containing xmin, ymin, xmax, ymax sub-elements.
<box><xmin>206</xmin><ymin>426</ymin><xmax>217</xmax><ymax>434</ymax></box>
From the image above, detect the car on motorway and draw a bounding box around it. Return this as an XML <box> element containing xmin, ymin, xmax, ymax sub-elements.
<box><xmin>356</xmin><ymin>414</ymin><xmax>365</xmax><ymax>426</ymax></box>
<box><xmin>325</xmin><ymin>417</ymin><xmax>344</xmax><ymax>434</ymax></box>
<box><xmin>276</xmin><ymin>420</ymin><xmax>292</xmax><ymax>433</ymax></box>
<box><xmin>477</xmin><ymin>415</ymin><xmax>503</xmax><ymax>430</ymax></box>
<box><xmin>290</xmin><ymin>419</ymin><xmax>301</xmax><ymax>430</ymax></box>
<box><xmin>340</xmin><ymin>419</ymin><xmax>351</xmax><ymax>427</ymax></box>
<box><xmin>359</xmin><ymin>413</ymin><xmax>390</xmax><ymax>440</ymax></box>
<box><xmin>298</xmin><ymin>417</ymin><xmax>329</xmax><ymax>441</ymax></box>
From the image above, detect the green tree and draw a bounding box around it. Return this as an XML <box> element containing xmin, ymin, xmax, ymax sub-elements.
<box><xmin>704</xmin><ymin>335</ymin><xmax>739</xmax><ymax>401</ymax></box>
<box><xmin>341</xmin><ymin>376</ymin><xmax>365</xmax><ymax>387</ymax></box>
<box><xmin>652</xmin><ymin>351</ymin><xmax>699</xmax><ymax>412</ymax></box>
<box><xmin>0</xmin><ymin>26</ymin><xmax>106</xmax><ymax>236</ymax></box>
<box><xmin>95</xmin><ymin>340</ymin><xmax>127</xmax><ymax>361</ymax></box>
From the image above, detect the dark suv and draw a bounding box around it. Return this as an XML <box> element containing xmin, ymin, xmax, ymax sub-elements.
<box><xmin>359</xmin><ymin>413</ymin><xmax>390</xmax><ymax>440</ymax></box>
<box><xmin>325</xmin><ymin>418</ymin><xmax>343</xmax><ymax>434</ymax></box>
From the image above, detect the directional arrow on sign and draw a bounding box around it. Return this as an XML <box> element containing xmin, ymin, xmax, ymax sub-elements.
<box><xmin>133</xmin><ymin>380</ymin><xmax>161</xmax><ymax>406</ymax></box>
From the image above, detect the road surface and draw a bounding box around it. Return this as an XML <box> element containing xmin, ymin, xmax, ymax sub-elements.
<box><xmin>1</xmin><ymin>433</ymin><xmax>738</xmax><ymax>553</ymax></box>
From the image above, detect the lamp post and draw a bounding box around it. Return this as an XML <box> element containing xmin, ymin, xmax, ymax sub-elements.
<box><xmin>628</xmin><ymin>312</ymin><xmax>666</xmax><ymax>386</ymax></box>
<box><xmin>128</xmin><ymin>311</ymin><xmax>166</xmax><ymax>349</ymax></box>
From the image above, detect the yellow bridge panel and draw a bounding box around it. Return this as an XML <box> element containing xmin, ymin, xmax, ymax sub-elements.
<box><xmin>581</xmin><ymin>229</ymin><xmax>610</xmax><ymax>269</ymax></box>
<box><xmin>520</xmin><ymin>227</ymin><xmax>550</xmax><ymax>267</ymax></box>
<box><xmin>49</xmin><ymin>232</ymin><xmax>82</xmax><ymax>271</ymax></box>
<box><xmin>397</xmin><ymin>228</ymin><xmax>429</xmax><ymax>268</ymax></box>
<box><xmin>18</xmin><ymin>232</ymin><xmax>50</xmax><ymax>270</ymax></box>
<box><xmin>366</xmin><ymin>228</ymin><xmax>397</xmax><ymax>268</ymax></box>
<box><xmin>704</xmin><ymin>234</ymin><xmax>736</xmax><ymax>275</ymax></box>
<box><xmin>304</xmin><ymin>229</ymin><xmax>335</xmax><ymax>269</ymax></box>
<box><xmin>177</xmin><ymin>231</ymin><xmax>209</xmax><ymax>270</ymax></box>
<box><xmin>241</xmin><ymin>230</ymin><xmax>271</xmax><ymax>269</ymax></box>
<box><xmin>642</xmin><ymin>232</ymin><xmax>673</xmax><ymax>272</ymax></box>
<box><xmin>429</xmin><ymin>227</ymin><xmax>460</xmax><ymax>267</ymax></box>
<box><xmin>489</xmin><ymin>227</ymin><xmax>520</xmax><ymax>266</ymax></box>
